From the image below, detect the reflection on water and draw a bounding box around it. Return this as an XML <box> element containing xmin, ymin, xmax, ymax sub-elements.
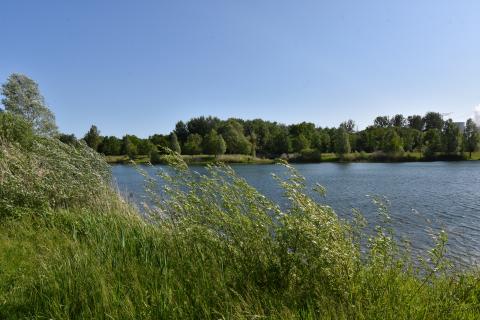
<box><xmin>112</xmin><ymin>161</ymin><xmax>480</xmax><ymax>267</ymax></box>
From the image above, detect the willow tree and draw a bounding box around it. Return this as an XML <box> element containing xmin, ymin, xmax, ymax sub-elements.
<box><xmin>1</xmin><ymin>73</ymin><xmax>58</xmax><ymax>136</ymax></box>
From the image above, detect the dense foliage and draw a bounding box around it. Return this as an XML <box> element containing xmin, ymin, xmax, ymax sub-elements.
<box><xmin>80</xmin><ymin>113</ymin><xmax>479</xmax><ymax>162</ymax></box>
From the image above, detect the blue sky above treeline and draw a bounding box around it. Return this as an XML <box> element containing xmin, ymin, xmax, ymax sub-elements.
<box><xmin>1</xmin><ymin>0</ymin><xmax>480</xmax><ymax>137</ymax></box>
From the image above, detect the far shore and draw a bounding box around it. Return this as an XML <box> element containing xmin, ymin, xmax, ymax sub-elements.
<box><xmin>106</xmin><ymin>151</ymin><xmax>480</xmax><ymax>165</ymax></box>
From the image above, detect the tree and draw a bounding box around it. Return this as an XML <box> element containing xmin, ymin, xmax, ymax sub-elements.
<box><xmin>463</xmin><ymin>118</ymin><xmax>479</xmax><ymax>158</ymax></box>
<box><xmin>391</xmin><ymin>114</ymin><xmax>406</xmax><ymax>127</ymax></box>
<box><xmin>249</xmin><ymin>132</ymin><xmax>257</xmax><ymax>157</ymax></box>
<box><xmin>340</xmin><ymin>119</ymin><xmax>356</xmax><ymax>133</ymax></box>
<box><xmin>137</xmin><ymin>139</ymin><xmax>157</xmax><ymax>156</ymax></box>
<box><xmin>382</xmin><ymin>129</ymin><xmax>403</xmax><ymax>153</ymax></box>
<box><xmin>187</xmin><ymin>116</ymin><xmax>221</xmax><ymax>137</ymax></box>
<box><xmin>289</xmin><ymin>122</ymin><xmax>317</xmax><ymax>140</ymax></box>
<box><xmin>292</xmin><ymin>134</ymin><xmax>310</xmax><ymax>152</ymax></box>
<box><xmin>334</xmin><ymin>127</ymin><xmax>351</xmax><ymax>156</ymax></box>
<box><xmin>99</xmin><ymin>136</ymin><xmax>122</xmax><ymax>155</ymax></box>
<box><xmin>122</xmin><ymin>135</ymin><xmax>138</xmax><ymax>159</ymax></box>
<box><xmin>169</xmin><ymin>132</ymin><xmax>181</xmax><ymax>154</ymax></box>
<box><xmin>423</xmin><ymin>129</ymin><xmax>442</xmax><ymax>157</ymax></box>
<box><xmin>203</xmin><ymin>130</ymin><xmax>226</xmax><ymax>156</ymax></box>
<box><xmin>423</xmin><ymin>112</ymin><xmax>444</xmax><ymax>131</ymax></box>
<box><xmin>407</xmin><ymin>115</ymin><xmax>424</xmax><ymax>131</ymax></box>
<box><xmin>183</xmin><ymin>133</ymin><xmax>203</xmax><ymax>155</ymax></box>
<box><xmin>83</xmin><ymin>125</ymin><xmax>102</xmax><ymax>151</ymax></box>
<box><xmin>1</xmin><ymin>73</ymin><xmax>58</xmax><ymax>136</ymax></box>
<box><xmin>442</xmin><ymin>119</ymin><xmax>461</xmax><ymax>154</ymax></box>
<box><xmin>149</xmin><ymin>134</ymin><xmax>170</xmax><ymax>152</ymax></box>
<box><xmin>218</xmin><ymin>120</ymin><xmax>251</xmax><ymax>154</ymax></box>
<box><xmin>374</xmin><ymin>116</ymin><xmax>390</xmax><ymax>128</ymax></box>
<box><xmin>267</xmin><ymin>126</ymin><xmax>291</xmax><ymax>155</ymax></box>
<box><xmin>174</xmin><ymin>121</ymin><xmax>189</xmax><ymax>145</ymax></box>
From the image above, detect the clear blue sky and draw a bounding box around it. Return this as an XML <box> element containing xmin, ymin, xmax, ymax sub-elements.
<box><xmin>1</xmin><ymin>0</ymin><xmax>480</xmax><ymax>137</ymax></box>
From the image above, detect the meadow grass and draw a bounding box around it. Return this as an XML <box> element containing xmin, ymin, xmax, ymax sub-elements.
<box><xmin>1</xmin><ymin>114</ymin><xmax>480</xmax><ymax>319</ymax></box>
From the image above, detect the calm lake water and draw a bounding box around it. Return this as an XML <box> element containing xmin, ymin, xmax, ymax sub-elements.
<box><xmin>112</xmin><ymin>162</ymin><xmax>480</xmax><ymax>267</ymax></box>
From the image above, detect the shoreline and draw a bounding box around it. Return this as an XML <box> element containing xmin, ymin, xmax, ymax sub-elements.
<box><xmin>106</xmin><ymin>151</ymin><xmax>480</xmax><ymax>165</ymax></box>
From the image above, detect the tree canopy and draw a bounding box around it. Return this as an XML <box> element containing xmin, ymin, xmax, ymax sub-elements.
<box><xmin>1</xmin><ymin>73</ymin><xmax>58</xmax><ymax>136</ymax></box>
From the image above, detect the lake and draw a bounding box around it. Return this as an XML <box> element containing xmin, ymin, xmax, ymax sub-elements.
<box><xmin>112</xmin><ymin>161</ymin><xmax>480</xmax><ymax>267</ymax></box>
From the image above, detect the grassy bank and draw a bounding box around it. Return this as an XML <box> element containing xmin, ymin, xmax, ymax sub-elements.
<box><xmin>1</xmin><ymin>114</ymin><xmax>480</xmax><ymax>319</ymax></box>
<box><xmin>106</xmin><ymin>151</ymin><xmax>480</xmax><ymax>165</ymax></box>
<box><xmin>106</xmin><ymin>154</ymin><xmax>275</xmax><ymax>165</ymax></box>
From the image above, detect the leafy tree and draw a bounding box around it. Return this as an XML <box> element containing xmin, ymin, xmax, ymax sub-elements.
<box><xmin>99</xmin><ymin>136</ymin><xmax>122</xmax><ymax>155</ymax></box>
<box><xmin>203</xmin><ymin>130</ymin><xmax>226</xmax><ymax>156</ymax></box>
<box><xmin>398</xmin><ymin>128</ymin><xmax>422</xmax><ymax>152</ymax></box>
<box><xmin>423</xmin><ymin>112</ymin><xmax>444</xmax><ymax>131</ymax></box>
<box><xmin>334</xmin><ymin>127</ymin><xmax>351</xmax><ymax>156</ymax></box>
<box><xmin>374</xmin><ymin>116</ymin><xmax>390</xmax><ymax>128</ymax></box>
<box><xmin>122</xmin><ymin>135</ymin><xmax>138</xmax><ymax>159</ymax></box>
<box><xmin>137</xmin><ymin>139</ymin><xmax>157</xmax><ymax>156</ymax></box>
<box><xmin>407</xmin><ymin>115</ymin><xmax>424</xmax><ymax>131</ymax></box>
<box><xmin>83</xmin><ymin>125</ymin><xmax>102</xmax><ymax>151</ymax></box>
<box><xmin>292</xmin><ymin>134</ymin><xmax>310</xmax><ymax>152</ymax></box>
<box><xmin>183</xmin><ymin>134</ymin><xmax>203</xmax><ymax>155</ymax></box>
<box><xmin>187</xmin><ymin>116</ymin><xmax>221</xmax><ymax>137</ymax></box>
<box><xmin>244</xmin><ymin>119</ymin><xmax>270</xmax><ymax>153</ymax></box>
<box><xmin>391</xmin><ymin>114</ymin><xmax>406</xmax><ymax>127</ymax></box>
<box><xmin>218</xmin><ymin>120</ymin><xmax>251</xmax><ymax>154</ymax></box>
<box><xmin>169</xmin><ymin>132</ymin><xmax>181</xmax><ymax>154</ymax></box>
<box><xmin>311</xmin><ymin>131</ymin><xmax>328</xmax><ymax>152</ymax></box>
<box><xmin>423</xmin><ymin>129</ymin><xmax>442</xmax><ymax>157</ymax></box>
<box><xmin>149</xmin><ymin>134</ymin><xmax>170</xmax><ymax>153</ymax></box>
<box><xmin>289</xmin><ymin>122</ymin><xmax>317</xmax><ymax>141</ymax></box>
<box><xmin>442</xmin><ymin>119</ymin><xmax>461</xmax><ymax>154</ymax></box>
<box><xmin>1</xmin><ymin>73</ymin><xmax>58</xmax><ymax>136</ymax></box>
<box><xmin>267</xmin><ymin>126</ymin><xmax>291</xmax><ymax>155</ymax></box>
<box><xmin>174</xmin><ymin>121</ymin><xmax>189</xmax><ymax>144</ymax></box>
<box><xmin>382</xmin><ymin>129</ymin><xmax>403</xmax><ymax>153</ymax></box>
<box><xmin>340</xmin><ymin>120</ymin><xmax>355</xmax><ymax>133</ymax></box>
<box><xmin>463</xmin><ymin>118</ymin><xmax>479</xmax><ymax>158</ymax></box>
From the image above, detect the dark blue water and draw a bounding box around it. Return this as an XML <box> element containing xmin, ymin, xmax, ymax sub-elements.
<box><xmin>112</xmin><ymin>162</ymin><xmax>480</xmax><ymax>266</ymax></box>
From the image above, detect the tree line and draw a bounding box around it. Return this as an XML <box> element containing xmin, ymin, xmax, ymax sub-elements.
<box><xmin>78</xmin><ymin>112</ymin><xmax>480</xmax><ymax>161</ymax></box>
<box><xmin>1</xmin><ymin>73</ymin><xmax>479</xmax><ymax>162</ymax></box>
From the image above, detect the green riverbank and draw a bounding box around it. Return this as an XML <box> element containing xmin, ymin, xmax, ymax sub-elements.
<box><xmin>106</xmin><ymin>151</ymin><xmax>480</xmax><ymax>165</ymax></box>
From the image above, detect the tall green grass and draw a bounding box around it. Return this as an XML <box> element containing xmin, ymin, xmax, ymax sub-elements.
<box><xmin>0</xmin><ymin>114</ymin><xmax>479</xmax><ymax>319</ymax></box>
